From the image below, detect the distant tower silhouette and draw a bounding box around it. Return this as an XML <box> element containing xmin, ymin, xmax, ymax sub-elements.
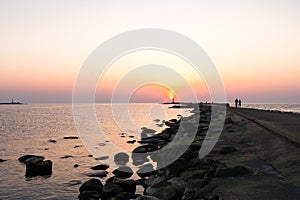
<box><xmin>172</xmin><ymin>98</ymin><xmax>174</xmax><ymax>103</ymax></box>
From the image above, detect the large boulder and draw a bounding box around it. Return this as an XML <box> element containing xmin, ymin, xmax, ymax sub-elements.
<box><xmin>18</xmin><ymin>155</ymin><xmax>45</xmax><ymax>163</ymax></box>
<box><xmin>112</xmin><ymin>166</ymin><xmax>133</xmax><ymax>179</ymax></box>
<box><xmin>79</xmin><ymin>178</ymin><xmax>103</xmax><ymax>199</ymax></box>
<box><xmin>25</xmin><ymin>160</ymin><xmax>52</xmax><ymax>177</ymax></box>
<box><xmin>145</xmin><ymin>182</ymin><xmax>177</xmax><ymax>200</ymax></box>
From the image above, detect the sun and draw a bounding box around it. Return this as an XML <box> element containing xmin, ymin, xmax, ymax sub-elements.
<box><xmin>167</xmin><ymin>91</ymin><xmax>175</xmax><ymax>102</ymax></box>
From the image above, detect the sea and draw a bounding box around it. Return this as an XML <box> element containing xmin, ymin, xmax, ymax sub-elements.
<box><xmin>0</xmin><ymin>103</ymin><xmax>192</xmax><ymax>199</ymax></box>
<box><xmin>0</xmin><ymin>103</ymin><xmax>299</xmax><ymax>199</ymax></box>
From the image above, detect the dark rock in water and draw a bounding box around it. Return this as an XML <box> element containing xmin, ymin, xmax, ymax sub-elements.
<box><xmin>113</xmin><ymin>166</ymin><xmax>133</xmax><ymax>178</ymax></box>
<box><xmin>114</xmin><ymin>152</ymin><xmax>129</xmax><ymax>165</ymax></box>
<box><xmin>114</xmin><ymin>192</ymin><xmax>133</xmax><ymax>199</ymax></box>
<box><xmin>219</xmin><ymin>145</ymin><xmax>237</xmax><ymax>154</ymax></box>
<box><xmin>136</xmin><ymin>195</ymin><xmax>160</xmax><ymax>200</ymax></box>
<box><xmin>95</xmin><ymin>156</ymin><xmax>109</xmax><ymax>160</ymax></box>
<box><xmin>208</xmin><ymin>194</ymin><xmax>220</xmax><ymax>200</ymax></box>
<box><xmin>74</xmin><ymin>164</ymin><xmax>79</xmax><ymax>168</ymax></box>
<box><xmin>133</xmin><ymin>144</ymin><xmax>158</xmax><ymax>153</ymax></box>
<box><xmin>63</xmin><ymin>136</ymin><xmax>79</xmax><ymax>139</ymax></box>
<box><xmin>79</xmin><ymin>178</ymin><xmax>103</xmax><ymax>195</ymax></box>
<box><xmin>24</xmin><ymin>156</ymin><xmax>45</xmax><ymax>165</ymax></box>
<box><xmin>78</xmin><ymin>190</ymin><xmax>101</xmax><ymax>200</ymax></box>
<box><xmin>18</xmin><ymin>155</ymin><xmax>45</xmax><ymax>163</ymax></box>
<box><xmin>44</xmin><ymin>148</ymin><xmax>49</xmax><ymax>150</ymax></box>
<box><xmin>113</xmin><ymin>178</ymin><xmax>136</xmax><ymax>195</ymax></box>
<box><xmin>88</xmin><ymin>155</ymin><xmax>93</xmax><ymax>157</ymax></box>
<box><xmin>129</xmin><ymin>135</ymin><xmax>135</xmax><ymax>138</ymax></box>
<box><xmin>91</xmin><ymin>164</ymin><xmax>109</xmax><ymax>170</ymax></box>
<box><xmin>74</xmin><ymin>145</ymin><xmax>83</xmax><ymax>148</ymax></box>
<box><xmin>137</xmin><ymin>164</ymin><xmax>156</xmax><ymax>178</ymax></box>
<box><xmin>132</xmin><ymin>153</ymin><xmax>149</xmax><ymax>166</ymax></box>
<box><xmin>215</xmin><ymin>165</ymin><xmax>251</xmax><ymax>177</ymax></box>
<box><xmin>166</xmin><ymin>177</ymin><xmax>186</xmax><ymax>195</ymax></box>
<box><xmin>86</xmin><ymin>170</ymin><xmax>108</xmax><ymax>178</ymax></box>
<box><xmin>102</xmin><ymin>183</ymin><xmax>124</xmax><ymax>199</ymax></box>
<box><xmin>47</xmin><ymin>139</ymin><xmax>57</xmax><ymax>143</ymax></box>
<box><xmin>61</xmin><ymin>155</ymin><xmax>73</xmax><ymax>159</ymax></box>
<box><xmin>145</xmin><ymin>182</ymin><xmax>177</xmax><ymax>200</ymax></box>
<box><xmin>0</xmin><ymin>158</ymin><xmax>7</xmax><ymax>162</ymax></box>
<box><xmin>126</xmin><ymin>140</ymin><xmax>136</xmax><ymax>144</ymax></box>
<box><xmin>25</xmin><ymin>160</ymin><xmax>52</xmax><ymax>177</ymax></box>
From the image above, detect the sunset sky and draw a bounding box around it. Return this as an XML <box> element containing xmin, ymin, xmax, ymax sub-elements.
<box><xmin>0</xmin><ymin>0</ymin><xmax>299</xmax><ymax>103</ymax></box>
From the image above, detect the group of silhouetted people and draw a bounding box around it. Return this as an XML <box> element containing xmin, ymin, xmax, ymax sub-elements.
<box><xmin>234</xmin><ymin>98</ymin><xmax>242</xmax><ymax>108</ymax></box>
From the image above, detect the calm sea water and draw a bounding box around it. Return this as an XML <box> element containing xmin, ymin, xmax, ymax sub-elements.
<box><xmin>0</xmin><ymin>103</ymin><xmax>192</xmax><ymax>200</ymax></box>
<box><xmin>240</xmin><ymin>103</ymin><xmax>300</xmax><ymax>114</ymax></box>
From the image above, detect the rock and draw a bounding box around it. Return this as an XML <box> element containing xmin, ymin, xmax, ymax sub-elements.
<box><xmin>167</xmin><ymin>158</ymin><xmax>188</xmax><ymax>175</ymax></box>
<box><xmin>78</xmin><ymin>190</ymin><xmax>101</xmax><ymax>200</ymax></box>
<box><xmin>112</xmin><ymin>166</ymin><xmax>133</xmax><ymax>178</ymax></box>
<box><xmin>113</xmin><ymin>178</ymin><xmax>136</xmax><ymax>195</ymax></box>
<box><xmin>180</xmin><ymin>148</ymin><xmax>196</xmax><ymax>160</ymax></box>
<box><xmin>74</xmin><ymin>145</ymin><xmax>83</xmax><ymax>148</ymax></box>
<box><xmin>61</xmin><ymin>155</ymin><xmax>73</xmax><ymax>159</ymax></box>
<box><xmin>137</xmin><ymin>164</ymin><xmax>156</xmax><ymax>178</ymax></box>
<box><xmin>63</xmin><ymin>136</ymin><xmax>79</xmax><ymax>139</ymax></box>
<box><xmin>215</xmin><ymin>165</ymin><xmax>251</xmax><ymax>177</ymax></box>
<box><xmin>91</xmin><ymin>164</ymin><xmax>109</xmax><ymax>170</ymax></box>
<box><xmin>95</xmin><ymin>156</ymin><xmax>109</xmax><ymax>160</ymax></box>
<box><xmin>208</xmin><ymin>194</ymin><xmax>219</xmax><ymax>200</ymax></box>
<box><xmin>219</xmin><ymin>145</ymin><xmax>237</xmax><ymax>154</ymax></box>
<box><xmin>24</xmin><ymin>156</ymin><xmax>45</xmax><ymax>165</ymax></box>
<box><xmin>0</xmin><ymin>159</ymin><xmax>7</xmax><ymax>162</ymax></box>
<box><xmin>86</xmin><ymin>170</ymin><xmax>108</xmax><ymax>178</ymax></box>
<box><xmin>47</xmin><ymin>139</ymin><xmax>57</xmax><ymax>143</ymax></box>
<box><xmin>132</xmin><ymin>153</ymin><xmax>149</xmax><ymax>166</ymax></box>
<box><xmin>166</xmin><ymin>177</ymin><xmax>186</xmax><ymax>195</ymax></box>
<box><xmin>114</xmin><ymin>152</ymin><xmax>129</xmax><ymax>165</ymax></box>
<box><xmin>25</xmin><ymin>160</ymin><xmax>52</xmax><ymax>177</ymax></box>
<box><xmin>136</xmin><ymin>195</ymin><xmax>160</xmax><ymax>200</ymax></box>
<box><xmin>126</xmin><ymin>140</ymin><xmax>136</xmax><ymax>144</ymax></box>
<box><xmin>132</xmin><ymin>144</ymin><xmax>158</xmax><ymax>153</ymax></box>
<box><xmin>111</xmin><ymin>192</ymin><xmax>133</xmax><ymax>200</ymax></box>
<box><xmin>129</xmin><ymin>135</ymin><xmax>135</xmax><ymax>138</ymax></box>
<box><xmin>18</xmin><ymin>155</ymin><xmax>45</xmax><ymax>163</ymax></box>
<box><xmin>179</xmin><ymin>169</ymin><xmax>207</xmax><ymax>182</ymax></box>
<box><xmin>102</xmin><ymin>183</ymin><xmax>124</xmax><ymax>199</ymax></box>
<box><xmin>79</xmin><ymin>178</ymin><xmax>103</xmax><ymax>195</ymax></box>
<box><xmin>74</xmin><ymin>164</ymin><xmax>79</xmax><ymax>168</ymax></box>
<box><xmin>145</xmin><ymin>182</ymin><xmax>177</xmax><ymax>200</ymax></box>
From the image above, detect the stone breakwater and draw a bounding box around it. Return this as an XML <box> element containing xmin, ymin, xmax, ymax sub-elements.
<box><xmin>78</xmin><ymin>104</ymin><xmax>251</xmax><ymax>200</ymax></box>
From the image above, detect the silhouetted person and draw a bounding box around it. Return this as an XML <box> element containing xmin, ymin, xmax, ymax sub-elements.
<box><xmin>235</xmin><ymin>98</ymin><xmax>238</xmax><ymax>108</ymax></box>
<box><xmin>238</xmin><ymin>99</ymin><xmax>242</xmax><ymax>107</ymax></box>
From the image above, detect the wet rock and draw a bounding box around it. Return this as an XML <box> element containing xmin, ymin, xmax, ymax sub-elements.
<box><xmin>208</xmin><ymin>194</ymin><xmax>219</xmax><ymax>200</ymax></box>
<box><xmin>114</xmin><ymin>152</ymin><xmax>129</xmax><ymax>165</ymax></box>
<box><xmin>25</xmin><ymin>160</ymin><xmax>52</xmax><ymax>177</ymax></box>
<box><xmin>166</xmin><ymin>177</ymin><xmax>186</xmax><ymax>195</ymax></box>
<box><xmin>47</xmin><ymin>139</ymin><xmax>57</xmax><ymax>143</ymax></box>
<box><xmin>113</xmin><ymin>166</ymin><xmax>133</xmax><ymax>178</ymax></box>
<box><xmin>74</xmin><ymin>164</ymin><xmax>79</xmax><ymax>168</ymax></box>
<box><xmin>136</xmin><ymin>195</ymin><xmax>160</xmax><ymax>200</ymax></box>
<box><xmin>91</xmin><ymin>164</ymin><xmax>109</xmax><ymax>170</ymax></box>
<box><xmin>86</xmin><ymin>170</ymin><xmax>108</xmax><ymax>178</ymax></box>
<box><xmin>63</xmin><ymin>136</ymin><xmax>79</xmax><ymax>139</ymax></box>
<box><xmin>111</xmin><ymin>192</ymin><xmax>133</xmax><ymax>200</ymax></box>
<box><xmin>18</xmin><ymin>155</ymin><xmax>45</xmax><ymax>163</ymax></box>
<box><xmin>180</xmin><ymin>149</ymin><xmax>196</xmax><ymax>160</ymax></box>
<box><xmin>145</xmin><ymin>182</ymin><xmax>177</xmax><ymax>200</ymax></box>
<box><xmin>24</xmin><ymin>156</ymin><xmax>45</xmax><ymax>165</ymax></box>
<box><xmin>0</xmin><ymin>158</ymin><xmax>7</xmax><ymax>162</ymax></box>
<box><xmin>109</xmin><ymin>177</ymin><xmax>137</xmax><ymax>195</ymax></box>
<box><xmin>132</xmin><ymin>153</ymin><xmax>149</xmax><ymax>166</ymax></box>
<box><xmin>95</xmin><ymin>156</ymin><xmax>109</xmax><ymax>160</ymax></box>
<box><xmin>219</xmin><ymin>145</ymin><xmax>237</xmax><ymax>154</ymax></box>
<box><xmin>215</xmin><ymin>165</ymin><xmax>251</xmax><ymax>177</ymax></box>
<box><xmin>167</xmin><ymin>158</ymin><xmax>188</xmax><ymax>175</ymax></box>
<box><xmin>133</xmin><ymin>144</ymin><xmax>158</xmax><ymax>153</ymax></box>
<box><xmin>78</xmin><ymin>191</ymin><xmax>101</xmax><ymax>200</ymax></box>
<box><xmin>61</xmin><ymin>155</ymin><xmax>73</xmax><ymax>159</ymax></box>
<box><xmin>126</xmin><ymin>140</ymin><xmax>136</xmax><ymax>144</ymax></box>
<box><xmin>225</xmin><ymin>117</ymin><xmax>234</xmax><ymax>124</ymax></box>
<box><xmin>137</xmin><ymin>164</ymin><xmax>156</xmax><ymax>178</ymax></box>
<box><xmin>79</xmin><ymin>178</ymin><xmax>103</xmax><ymax>197</ymax></box>
<box><xmin>179</xmin><ymin>169</ymin><xmax>207</xmax><ymax>182</ymax></box>
<box><xmin>102</xmin><ymin>183</ymin><xmax>124</xmax><ymax>199</ymax></box>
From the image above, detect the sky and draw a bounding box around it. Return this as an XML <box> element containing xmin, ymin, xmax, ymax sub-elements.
<box><xmin>0</xmin><ymin>0</ymin><xmax>299</xmax><ymax>103</ymax></box>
